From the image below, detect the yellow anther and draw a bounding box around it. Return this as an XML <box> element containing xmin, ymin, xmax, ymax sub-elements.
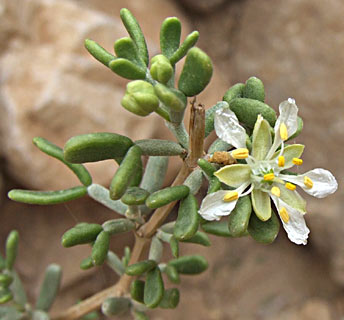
<box><xmin>278</xmin><ymin>155</ymin><xmax>285</xmax><ymax>167</ymax></box>
<box><xmin>292</xmin><ymin>158</ymin><xmax>303</xmax><ymax>165</ymax></box>
<box><xmin>263</xmin><ymin>173</ymin><xmax>275</xmax><ymax>181</ymax></box>
<box><xmin>304</xmin><ymin>176</ymin><xmax>314</xmax><ymax>189</ymax></box>
<box><xmin>280</xmin><ymin>123</ymin><xmax>288</xmax><ymax>141</ymax></box>
<box><xmin>285</xmin><ymin>182</ymin><xmax>296</xmax><ymax>191</ymax></box>
<box><xmin>271</xmin><ymin>186</ymin><xmax>281</xmax><ymax>197</ymax></box>
<box><xmin>231</xmin><ymin>148</ymin><xmax>249</xmax><ymax>159</ymax></box>
<box><xmin>223</xmin><ymin>191</ymin><xmax>239</xmax><ymax>202</ymax></box>
<box><xmin>280</xmin><ymin>207</ymin><xmax>290</xmax><ymax>223</ymax></box>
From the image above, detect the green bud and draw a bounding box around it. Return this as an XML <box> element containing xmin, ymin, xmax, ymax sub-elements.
<box><xmin>102</xmin><ymin>218</ymin><xmax>136</xmax><ymax>234</ymax></box>
<box><xmin>101</xmin><ymin>297</ymin><xmax>131</xmax><ymax>317</ymax></box>
<box><xmin>144</xmin><ymin>267</ymin><xmax>164</xmax><ymax>308</ymax></box>
<box><xmin>223</xmin><ymin>83</ymin><xmax>245</xmax><ymax>103</ymax></box>
<box><xmin>248</xmin><ymin>210</ymin><xmax>280</xmax><ymax>244</ymax></box>
<box><xmin>168</xmin><ymin>255</ymin><xmax>208</xmax><ymax>275</ymax></box>
<box><xmin>122</xmin><ymin>80</ymin><xmax>159</xmax><ymax>116</ymax></box>
<box><xmin>154</xmin><ymin>83</ymin><xmax>187</xmax><ymax>112</ymax></box>
<box><xmin>61</xmin><ymin>223</ymin><xmax>102</xmax><ymax>247</ymax></box>
<box><xmin>36</xmin><ymin>264</ymin><xmax>62</xmax><ymax>311</ymax></box>
<box><xmin>159</xmin><ymin>288</ymin><xmax>180</xmax><ymax>309</ymax></box>
<box><xmin>6</xmin><ymin>230</ymin><xmax>19</xmax><ymax>270</ymax></box>
<box><xmin>228</xmin><ymin>195</ymin><xmax>252</xmax><ymax>237</ymax></box>
<box><xmin>145</xmin><ymin>185</ymin><xmax>190</xmax><ymax>209</ymax></box>
<box><xmin>92</xmin><ymin>231</ymin><xmax>110</xmax><ymax>266</ymax></box>
<box><xmin>165</xmin><ymin>264</ymin><xmax>180</xmax><ymax>284</ymax></box>
<box><xmin>150</xmin><ymin>54</ymin><xmax>173</xmax><ymax>84</ymax></box>
<box><xmin>174</xmin><ymin>194</ymin><xmax>199</xmax><ymax>241</ymax></box>
<box><xmin>202</xmin><ymin>221</ymin><xmax>232</xmax><ymax>237</ymax></box>
<box><xmin>243</xmin><ymin>76</ymin><xmax>265</xmax><ymax>102</ymax></box>
<box><xmin>63</xmin><ymin>132</ymin><xmax>133</xmax><ymax>163</ymax></box>
<box><xmin>130</xmin><ymin>279</ymin><xmax>145</xmax><ymax>303</ymax></box>
<box><xmin>178</xmin><ymin>47</ymin><xmax>213</xmax><ymax>97</ymax></box>
<box><xmin>125</xmin><ymin>260</ymin><xmax>157</xmax><ymax>276</ymax></box>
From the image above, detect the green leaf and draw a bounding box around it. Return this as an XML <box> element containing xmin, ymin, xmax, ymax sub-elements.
<box><xmin>251</xmin><ymin>189</ymin><xmax>271</xmax><ymax>221</ymax></box>
<box><xmin>248</xmin><ymin>210</ymin><xmax>280</xmax><ymax>244</ymax></box>
<box><xmin>165</xmin><ymin>265</ymin><xmax>180</xmax><ymax>284</ymax></box>
<box><xmin>243</xmin><ymin>76</ymin><xmax>265</xmax><ymax>102</ymax></box>
<box><xmin>178</xmin><ymin>47</ymin><xmax>213</xmax><ymax>97</ymax></box>
<box><xmin>33</xmin><ymin>137</ymin><xmax>92</xmax><ymax>186</ymax></box>
<box><xmin>101</xmin><ymin>297</ymin><xmax>131</xmax><ymax>317</ymax></box>
<box><xmin>148</xmin><ymin>236</ymin><xmax>163</xmax><ymax>263</ymax></box>
<box><xmin>168</xmin><ymin>255</ymin><xmax>208</xmax><ymax>275</ymax></box>
<box><xmin>80</xmin><ymin>257</ymin><xmax>94</xmax><ymax>270</ymax></box>
<box><xmin>8</xmin><ymin>187</ymin><xmax>87</xmax><ymax>205</ymax></box>
<box><xmin>133</xmin><ymin>310</ymin><xmax>149</xmax><ymax>320</ymax></box>
<box><xmin>207</xmin><ymin>176</ymin><xmax>221</xmax><ymax>194</ymax></box>
<box><xmin>36</xmin><ymin>264</ymin><xmax>62</xmax><ymax>311</ymax></box>
<box><xmin>109</xmin><ymin>58</ymin><xmax>146</xmax><ymax>80</ymax></box>
<box><xmin>125</xmin><ymin>260</ymin><xmax>157</xmax><ymax>276</ymax></box>
<box><xmin>145</xmin><ymin>185</ymin><xmax>189</xmax><ymax>209</ymax></box>
<box><xmin>62</xmin><ymin>223</ymin><xmax>102</xmax><ymax>248</ymax></box>
<box><xmin>223</xmin><ymin>83</ymin><xmax>245</xmax><ymax>103</ymax></box>
<box><xmin>106</xmin><ymin>251</ymin><xmax>125</xmax><ymax>276</ymax></box>
<box><xmin>160</xmin><ymin>17</ymin><xmax>181</xmax><ymax>58</ymax></box>
<box><xmin>170</xmin><ymin>236</ymin><xmax>179</xmax><ymax>258</ymax></box>
<box><xmin>92</xmin><ymin>231</ymin><xmax>110</xmax><ymax>266</ymax></box>
<box><xmin>159</xmin><ymin>288</ymin><xmax>180</xmax><ymax>309</ymax></box>
<box><xmin>84</xmin><ymin>39</ymin><xmax>115</xmax><ymax>66</ymax></box>
<box><xmin>5</xmin><ymin>230</ymin><xmax>19</xmax><ymax>270</ymax></box>
<box><xmin>110</xmin><ymin>145</ymin><xmax>142</xmax><ymax>200</ymax></box>
<box><xmin>208</xmin><ymin>138</ymin><xmax>232</xmax><ymax>154</ymax></box>
<box><xmin>183</xmin><ymin>169</ymin><xmax>203</xmax><ymax>195</ymax></box>
<box><xmin>170</xmin><ymin>31</ymin><xmax>199</xmax><ymax>65</ymax></box>
<box><xmin>251</xmin><ymin>115</ymin><xmax>272</xmax><ymax>160</ymax></box>
<box><xmin>102</xmin><ymin>219</ymin><xmax>136</xmax><ymax>235</ymax></box>
<box><xmin>197</xmin><ymin>158</ymin><xmax>217</xmax><ymax>178</ymax></box>
<box><xmin>228</xmin><ymin>195</ymin><xmax>252</xmax><ymax>237</ymax></box>
<box><xmin>140</xmin><ymin>156</ymin><xmax>168</xmax><ymax>193</ymax></box>
<box><xmin>174</xmin><ymin>194</ymin><xmax>199</xmax><ymax>240</ymax></box>
<box><xmin>0</xmin><ymin>288</ymin><xmax>13</xmax><ymax>304</ymax></box>
<box><xmin>114</xmin><ymin>37</ymin><xmax>144</xmax><ymax>67</ymax></box>
<box><xmin>64</xmin><ymin>133</ymin><xmax>133</xmax><ymax>163</ymax></box>
<box><xmin>214</xmin><ymin>164</ymin><xmax>251</xmax><ymax>188</ymax></box>
<box><xmin>120</xmin><ymin>8</ymin><xmax>149</xmax><ymax>65</ymax></box>
<box><xmin>228</xmin><ymin>98</ymin><xmax>277</xmax><ymax>128</ymax></box>
<box><xmin>180</xmin><ymin>231</ymin><xmax>211</xmax><ymax>246</ymax></box>
<box><xmin>130</xmin><ymin>279</ymin><xmax>145</xmax><ymax>303</ymax></box>
<box><xmin>9</xmin><ymin>271</ymin><xmax>27</xmax><ymax>305</ymax></box>
<box><xmin>0</xmin><ymin>274</ymin><xmax>13</xmax><ymax>288</ymax></box>
<box><xmin>0</xmin><ymin>306</ymin><xmax>22</xmax><ymax>320</ymax></box>
<box><xmin>144</xmin><ymin>267</ymin><xmax>164</xmax><ymax>308</ymax></box>
<box><xmin>134</xmin><ymin>139</ymin><xmax>185</xmax><ymax>156</ymax></box>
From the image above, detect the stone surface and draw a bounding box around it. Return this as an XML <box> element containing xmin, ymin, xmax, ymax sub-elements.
<box><xmin>0</xmin><ymin>0</ymin><xmax>227</xmax><ymax>190</ymax></box>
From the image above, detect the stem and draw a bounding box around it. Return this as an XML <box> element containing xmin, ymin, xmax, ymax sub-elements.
<box><xmin>165</xmin><ymin>121</ymin><xmax>189</xmax><ymax>149</ymax></box>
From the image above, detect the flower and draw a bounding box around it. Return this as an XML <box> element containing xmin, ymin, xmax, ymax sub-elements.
<box><xmin>199</xmin><ymin>98</ymin><xmax>338</xmax><ymax>245</ymax></box>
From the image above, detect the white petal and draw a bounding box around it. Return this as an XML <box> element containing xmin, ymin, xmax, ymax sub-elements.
<box><xmin>214</xmin><ymin>108</ymin><xmax>247</xmax><ymax>149</ymax></box>
<box><xmin>267</xmin><ymin>98</ymin><xmax>298</xmax><ymax>158</ymax></box>
<box><xmin>271</xmin><ymin>196</ymin><xmax>310</xmax><ymax>245</ymax></box>
<box><xmin>280</xmin><ymin>168</ymin><xmax>338</xmax><ymax>198</ymax></box>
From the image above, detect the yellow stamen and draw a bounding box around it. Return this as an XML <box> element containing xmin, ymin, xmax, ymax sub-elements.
<box><xmin>263</xmin><ymin>173</ymin><xmax>275</xmax><ymax>181</ymax></box>
<box><xmin>280</xmin><ymin>123</ymin><xmax>288</xmax><ymax>141</ymax></box>
<box><xmin>231</xmin><ymin>148</ymin><xmax>249</xmax><ymax>159</ymax></box>
<box><xmin>223</xmin><ymin>191</ymin><xmax>239</xmax><ymax>202</ymax></box>
<box><xmin>304</xmin><ymin>176</ymin><xmax>313</xmax><ymax>189</ymax></box>
<box><xmin>280</xmin><ymin>207</ymin><xmax>290</xmax><ymax>223</ymax></box>
<box><xmin>285</xmin><ymin>182</ymin><xmax>296</xmax><ymax>191</ymax></box>
<box><xmin>292</xmin><ymin>158</ymin><xmax>303</xmax><ymax>165</ymax></box>
<box><xmin>278</xmin><ymin>155</ymin><xmax>285</xmax><ymax>167</ymax></box>
<box><xmin>271</xmin><ymin>186</ymin><xmax>280</xmax><ymax>197</ymax></box>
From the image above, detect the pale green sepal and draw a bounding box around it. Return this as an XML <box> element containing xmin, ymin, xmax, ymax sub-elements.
<box><xmin>251</xmin><ymin>115</ymin><xmax>272</xmax><ymax>160</ymax></box>
<box><xmin>279</xmin><ymin>186</ymin><xmax>306</xmax><ymax>214</ymax></box>
<box><xmin>271</xmin><ymin>144</ymin><xmax>304</xmax><ymax>169</ymax></box>
<box><xmin>214</xmin><ymin>164</ymin><xmax>251</xmax><ymax>188</ymax></box>
<box><xmin>251</xmin><ymin>189</ymin><xmax>271</xmax><ymax>221</ymax></box>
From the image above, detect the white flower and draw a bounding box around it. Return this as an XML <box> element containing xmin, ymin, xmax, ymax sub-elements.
<box><xmin>199</xmin><ymin>98</ymin><xmax>338</xmax><ymax>245</ymax></box>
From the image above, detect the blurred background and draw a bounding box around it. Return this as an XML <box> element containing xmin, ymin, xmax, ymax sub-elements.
<box><xmin>0</xmin><ymin>0</ymin><xmax>343</xmax><ymax>319</ymax></box>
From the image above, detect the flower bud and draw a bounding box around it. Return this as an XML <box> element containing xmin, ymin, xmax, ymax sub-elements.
<box><xmin>150</xmin><ymin>54</ymin><xmax>173</xmax><ymax>84</ymax></box>
<box><xmin>121</xmin><ymin>80</ymin><xmax>159</xmax><ymax>116</ymax></box>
